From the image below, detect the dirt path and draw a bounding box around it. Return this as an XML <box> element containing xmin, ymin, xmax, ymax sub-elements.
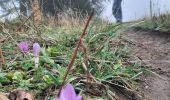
<box><xmin>123</xmin><ymin>28</ymin><xmax>170</xmax><ymax>100</ymax></box>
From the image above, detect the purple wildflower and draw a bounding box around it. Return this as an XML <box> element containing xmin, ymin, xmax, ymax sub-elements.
<box><xmin>33</xmin><ymin>43</ymin><xmax>40</xmax><ymax>57</ymax></box>
<box><xmin>18</xmin><ymin>42</ymin><xmax>29</xmax><ymax>53</ymax></box>
<box><xmin>54</xmin><ymin>84</ymin><xmax>82</xmax><ymax>100</ymax></box>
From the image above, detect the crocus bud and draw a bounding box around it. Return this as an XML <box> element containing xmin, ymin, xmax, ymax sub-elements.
<box><xmin>54</xmin><ymin>84</ymin><xmax>82</xmax><ymax>100</ymax></box>
<box><xmin>33</xmin><ymin>43</ymin><xmax>40</xmax><ymax>68</ymax></box>
<box><xmin>33</xmin><ymin>43</ymin><xmax>40</xmax><ymax>57</ymax></box>
<box><xmin>18</xmin><ymin>42</ymin><xmax>29</xmax><ymax>53</ymax></box>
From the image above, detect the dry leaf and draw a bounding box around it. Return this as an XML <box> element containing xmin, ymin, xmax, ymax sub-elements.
<box><xmin>0</xmin><ymin>37</ymin><xmax>6</xmax><ymax>43</ymax></box>
<box><xmin>9</xmin><ymin>89</ymin><xmax>34</xmax><ymax>100</ymax></box>
<box><xmin>0</xmin><ymin>93</ymin><xmax>9</xmax><ymax>100</ymax></box>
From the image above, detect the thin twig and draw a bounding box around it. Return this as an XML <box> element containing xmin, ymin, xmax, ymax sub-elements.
<box><xmin>58</xmin><ymin>11</ymin><xmax>94</xmax><ymax>96</ymax></box>
<box><xmin>0</xmin><ymin>24</ymin><xmax>18</xmax><ymax>45</ymax></box>
<box><xmin>0</xmin><ymin>48</ymin><xmax>5</xmax><ymax>65</ymax></box>
<box><xmin>15</xmin><ymin>16</ymin><xmax>32</xmax><ymax>32</ymax></box>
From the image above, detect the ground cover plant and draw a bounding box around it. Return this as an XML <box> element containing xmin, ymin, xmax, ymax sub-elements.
<box><xmin>0</xmin><ymin>14</ymin><xmax>147</xmax><ymax>100</ymax></box>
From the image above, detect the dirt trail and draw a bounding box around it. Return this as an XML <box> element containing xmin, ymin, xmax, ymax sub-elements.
<box><xmin>123</xmin><ymin>28</ymin><xmax>170</xmax><ymax>100</ymax></box>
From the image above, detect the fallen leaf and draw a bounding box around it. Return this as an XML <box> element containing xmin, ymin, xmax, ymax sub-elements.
<box><xmin>0</xmin><ymin>93</ymin><xmax>9</xmax><ymax>100</ymax></box>
<box><xmin>9</xmin><ymin>89</ymin><xmax>34</xmax><ymax>100</ymax></box>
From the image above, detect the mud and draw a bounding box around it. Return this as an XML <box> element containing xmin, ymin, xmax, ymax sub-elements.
<box><xmin>123</xmin><ymin>28</ymin><xmax>170</xmax><ymax>100</ymax></box>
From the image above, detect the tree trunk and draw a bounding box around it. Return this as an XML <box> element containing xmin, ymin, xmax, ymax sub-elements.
<box><xmin>32</xmin><ymin>0</ymin><xmax>42</xmax><ymax>27</ymax></box>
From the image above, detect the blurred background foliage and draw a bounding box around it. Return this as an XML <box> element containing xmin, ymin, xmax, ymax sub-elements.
<box><xmin>0</xmin><ymin>0</ymin><xmax>111</xmax><ymax>19</ymax></box>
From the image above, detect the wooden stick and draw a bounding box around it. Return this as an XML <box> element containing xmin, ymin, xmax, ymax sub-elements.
<box><xmin>58</xmin><ymin>11</ymin><xmax>94</xmax><ymax>96</ymax></box>
<box><xmin>0</xmin><ymin>48</ymin><xmax>5</xmax><ymax>65</ymax></box>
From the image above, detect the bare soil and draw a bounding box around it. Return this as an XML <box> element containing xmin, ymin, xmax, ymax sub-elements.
<box><xmin>123</xmin><ymin>27</ymin><xmax>170</xmax><ymax>100</ymax></box>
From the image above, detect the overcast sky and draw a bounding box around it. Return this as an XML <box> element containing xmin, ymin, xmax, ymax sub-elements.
<box><xmin>1</xmin><ymin>0</ymin><xmax>170</xmax><ymax>22</ymax></box>
<box><xmin>101</xmin><ymin>0</ymin><xmax>170</xmax><ymax>22</ymax></box>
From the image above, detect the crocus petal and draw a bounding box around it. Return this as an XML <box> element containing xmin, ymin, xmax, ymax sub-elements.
<box><xmin>18</xmin><ymin>42</ymin><xmax>29</xmax><ymax>53</ymax></box>
<box><xmin>33</xmin><ymin>43</ymin><xmax>40</xmax><ymax>57</ymax></box>
<box><xmin>57</xmin><ymin>84</ymin><xmax>82</xmax><ymax>100</ymax></box>
<box><xmin>59</xmin><ymin>84</ymin><xmax>77</xmax><ymax>100</ymax></box>
<box><xmin>53</xmin><ymin>97</ymin><xmax>59</xmax><ymax>100</ymax></box>
<box><xmin>59</xmin><ymin>88</ymin><xmax>67</xmax><ymax>100</ymax></box>
<box><xmin>64</xmin><ymin>84</ymin><xmax>77</xmax><ymax>100</ymax></box>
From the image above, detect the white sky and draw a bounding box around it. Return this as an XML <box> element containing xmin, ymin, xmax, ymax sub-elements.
<box><xmin>101</xmin><ymin>0</ymin><xmax>170</xmax><ymax>22</ymax></box>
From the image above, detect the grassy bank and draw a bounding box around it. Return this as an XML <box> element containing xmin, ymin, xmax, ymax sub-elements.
<box><xmin>135</xmin><ymin>13</ymin><xmax>170</xmax><ymax>32</ymax></box>
<box><xmin>0</xmin><ymin>17</ymin><xmax>145</xmax><ymax>99</ymax></box>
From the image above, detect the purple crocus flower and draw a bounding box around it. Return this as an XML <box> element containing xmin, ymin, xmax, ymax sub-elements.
<box><xmin>18</xmin><ymin>42</ymin><xmax>29</xmax><ymax>53</ymax></box>
<box><xmin>54</xmin><ymin>84</ymin><xmax>82</xmax><ymax>100</ymax></box>
<box><xmin>33</xmin><ymin>43</ymin><xmax>40</xmax><ymax>68</ymax></box>
<box><xmin>33</xmin><ymin>43</ymin><xmax>40</xmax><ymax>57</ymax></box>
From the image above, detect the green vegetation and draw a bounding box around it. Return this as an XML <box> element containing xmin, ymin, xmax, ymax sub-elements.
<box><xmin>136</xmin><ymin>14</ymin><xmax>170</xmax><ymax>31</ymax></box>
<box><xmin>0</xmin><ymin>18</ymin><xmax>145</xmax><ymax>99</ymax></box>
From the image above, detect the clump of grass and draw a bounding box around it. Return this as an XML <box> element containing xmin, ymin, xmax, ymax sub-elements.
<box><xmin>136</xmin><ymin>0</ymin><xmax>170</xmax><ymax>31</ymax></box>
<box><xmin>136</xmin><ymin>13</ymin><xmax>170</xmax><ymax>31</ymax></box>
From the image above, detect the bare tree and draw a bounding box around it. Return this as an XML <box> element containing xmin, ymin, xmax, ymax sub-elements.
<box><xmin>32</xmin><ymin>0</ymin><xmax>42</xmax><ymax>26</ymax></box>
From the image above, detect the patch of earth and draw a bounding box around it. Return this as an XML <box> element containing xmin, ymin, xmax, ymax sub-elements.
<box><xmin>122</xmin><ymin>28</ymin><xmax>170</xmax><ymax>100</ymax></box>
